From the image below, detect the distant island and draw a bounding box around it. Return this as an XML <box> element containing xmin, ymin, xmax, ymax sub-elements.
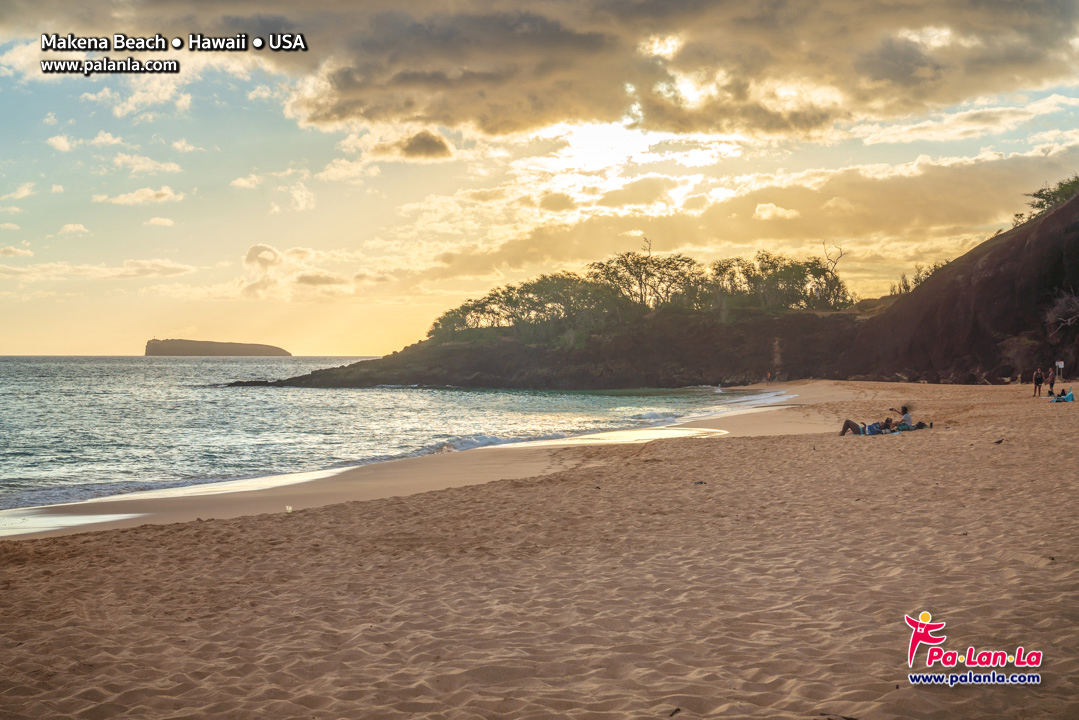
<box><xmin>146</xmin><ymin>339</ymin><xmax>291</xmax><ymax>357</ymax></box>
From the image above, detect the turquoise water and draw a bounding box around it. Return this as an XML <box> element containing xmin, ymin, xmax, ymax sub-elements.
<box><xmin>0</xmin><ymin>357</ymin><xmax>777</xmax><ymax>510</ymax></box>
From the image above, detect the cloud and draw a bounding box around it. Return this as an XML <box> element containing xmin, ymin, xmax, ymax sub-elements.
<box><xmin>277</xmin><ymin>181</ymin><xmax>315</xmax><ymax>211</ymax></box>
<box><xmin>0</xmin><ymin>259</ymin><xmax>196</xmax><ymax>282</ymax></box>
<box><xmin>92</xmin><ymin>186</ymin><xmax>185</xmax><ymax>205</ymax></box>
<box><xmin>372</xmin><ymin>130</ymin><xmax>454</xmax><ymax>161</ymax></box>
<box><xmin>109</xmin><ymin>54</ymin><xmax>262</xmax><ymax>119</ymax></box>
<box><xmin>274</xmin><ymin>3</ymin><xmax>1079</xmax><ymax>139</ymax></box>
<box><xmin>81</xmin><ymin>87</ymin><xmax>117</xmax><ymax>104</ymax></box>
<box><xmin>858</xmin><ymin>37</ymin><xmax>943</xmax><ymax>88</ymax></box>
<box><xmin>46</xmin><ymin>131</ymin><xmax>128</xmax><ymax>153</ymax></box>
<box><xmin>399</xmin><ymin>139</ymin><xmax>1079</xmax><ymax>297</ymax></box>
<box><xmin>59</xmin><ymin>223</ymin><xmax>90</xmax><ymax>235</ymax></box>
<box><xmin>47</xmin><ymin>135</ymin><xmax>75</xmax><ymax>152</ymax></box>
<box><xmin>247</xmin><ymin>85</ymin><xmax>275</xmax><ymax>100</ymax></box>
<box><xmin>540</xmin><ymin>193</ymin><xmax>577</xmax><ymax>211</ymax></box>
<box><xmin>88</xmin><ymin>131</ymin><xmax>125</xmax><ymax>147</ymax></box>
<box><xmin>51</xmin><ymin>185</ymin><xmax>63</xmax><ymax>193</ymax></box>
<box><xmin>112</xmin><ymin>259</ymin><xmax>195</xmax><ymax>278</ymax></box>
<box><xmin>3</xmin><ymin>2</ymin><xmax>1077</xmax><ymax>142</ymax></box>
<box><xmin>753</xmin><ymin>202</ymin><xmax>801</xmax><ymax>220</ymax></box>
<box><xmin>315</xmin><ymin>158</ymin><xmax>382</xmax><ymax>183</ymax></box>
<box><xmin>42</xmin><ymin>112</ymin><xmax>57</xmax><ymax>125</ymax></box>
<box><xmin>244</xmin><ymin>244</ymin><xmax>282</xmax><ymax>270</ymax></box>
<box><xmin>113</xmin><ymin>153</ymin><xmax>182</xmax><ymax>175</ymax></box>
<box><xmin>235</xmin><ymin>243</ymin><xmax>359</xmax><ymax>300</ymax></box>
<box><xmin>230</xmin><ymin>174</ymin><xmax>262</xmax><ymax>188</ymax></box>
<box><xmin>0</xmin><ymin>40</ymin><xmax>86</xmax><ymax>83</ymax></box>
<box><xmin>171</xmin><ymin>138</ymin><xmax>203</xmax><ymax>153</ymax></box>
<box><xmin>0</xmin><ymin>246</ymin><xmax>32</xmax><ymax>257</ymax></box>
<box><xmin>852</xmin><ymin>94</ymin><xmax>1079</xmax><ymax>144</ymax></box>
<box><xmin>822</xmin><ymin>196</ymin><xmax>856</xmax><ymax>215</ymax></box>
<box><xmin>5</xmin><ymin>1</ymin><xmax>1079</xmax><ymax>307</ymax></box>
<box><xmin>598</xmin><ymin>176</ymin><xmax>679</xmax><ymax>207</ymax></box>
<box><xmin>143</xmin><ymin>217</ymin><xmax>175</xmax><ymax>226</ymax></box>
<box><xmin>0</xmin><ymin>223</ymin><xmax>20</xmax><ymax>230</ymax></box>
<box><xmin>2</xmin><ymin>183</ymin><xmax>35</xmax><ymax>200</ymax></box>
<box><xmin>294</xmin><ymin>270</ymin><xmax>351</xmax><ymax>286</ymax></box>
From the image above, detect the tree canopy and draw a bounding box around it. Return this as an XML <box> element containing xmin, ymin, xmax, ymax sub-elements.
<box><xmin>428</xmin><ymin>246</ymin><xmax>856</xmax><ymax>344</ymax></box>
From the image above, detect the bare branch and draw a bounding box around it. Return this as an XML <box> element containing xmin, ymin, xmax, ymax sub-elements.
<box><xmin>822</xmin><ymin>242</ymin><xmax>845</xmax><ymax>274</ymax></box>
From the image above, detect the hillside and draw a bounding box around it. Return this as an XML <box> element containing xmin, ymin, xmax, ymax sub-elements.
<box><xmin>235</xmin><ymin>312</ymin><xmax>856</xmax><ymax>389</ymax></box>
<box><xmin>838</xmin><ymin>193</ymin><xmax>1079</xmax><ymax>383</ymax></box>
<box><xmin>237</xmin><ymin>193</ymin><xmax>1079</xmax><ymax>389</ymax></box>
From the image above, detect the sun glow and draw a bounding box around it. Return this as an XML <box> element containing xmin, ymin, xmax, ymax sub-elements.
<box><xmin>638</xmin><ymin>34</ymin><xmax>683</xmax><ymax>60</ymax></box>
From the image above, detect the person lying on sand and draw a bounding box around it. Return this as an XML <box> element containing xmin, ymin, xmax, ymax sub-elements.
<box><xmin>840</xmin><ymin>417</ymin><xmax>896</xmax><ymax>436</ymax></box>
<box><xmin>840</xmin><ymin>414</ymin><xmax>932</xmax><ymax>435</ymax></box>
<box><xmin>1050</xmin><ymin>387</ymin><xmax>1074</xmax><ymax>403</ymax></box>
<box><xmin>839</xmin><ymin>419</ymin><xmax>867</xmax><ymax>436</ymax></box>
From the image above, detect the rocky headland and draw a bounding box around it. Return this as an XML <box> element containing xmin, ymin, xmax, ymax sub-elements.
<box><xmin>235</xmin><ymin>194</ymin><xmax>1079</xmax><ymax>389</ymax></box>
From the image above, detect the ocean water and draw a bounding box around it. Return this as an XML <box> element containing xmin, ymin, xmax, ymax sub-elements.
<box><xmin>0</xmin><ymin>356</ymin><xmax>779</xmax><ymax>510</ymax></box>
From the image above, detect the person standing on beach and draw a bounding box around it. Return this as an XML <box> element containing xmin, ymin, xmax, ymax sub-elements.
<box><xmin>1047</xmin><ymin>367</ymin><xmax>1056</xmax><ymax>395</ymax></box>
<box><xmin>1033</xmin><ymin>368</ymin><xmax>1044</xmax><ymax>397</ymax></box>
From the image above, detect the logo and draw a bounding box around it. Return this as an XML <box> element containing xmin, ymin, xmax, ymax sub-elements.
<box><xmin>905</xmin><ymin>611</ymin><xmax>946</xmax><ymax>667</ymax></box>
<box><xmin>904</xmin><ymin>611</ymin><xmax>1043</xmax><ymax>669</ymax></box>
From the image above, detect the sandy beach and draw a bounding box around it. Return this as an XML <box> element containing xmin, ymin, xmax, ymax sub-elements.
<box><xmin>2</xmin><ymin>380</ymin><xmax>1077</xmax><ymax>719</ymax></box>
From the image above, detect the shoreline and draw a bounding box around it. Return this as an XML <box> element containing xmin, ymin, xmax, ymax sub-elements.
<box><xmin>3</xmin><ymin>379</ymin><xmax>1075</xmax><ymax>718</ymax></box>
<box><xmin>0</xmin><ymin>381</ymin><xmax>833</xmax><ymax>540</ymax></box>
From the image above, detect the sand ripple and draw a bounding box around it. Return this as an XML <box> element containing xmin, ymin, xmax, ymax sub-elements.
<box><xmin>1</xmin><ymin>382</ymin><xmax>1077</xmax><ymax>718</ymax></box>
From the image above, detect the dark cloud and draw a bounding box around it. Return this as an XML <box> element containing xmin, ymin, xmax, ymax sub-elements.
<box><xmin>858</xmin><ymin>38</ymin><xmax>943</xmax><ymax>88</ymax></box>
<box><xmin>373</xmin><ymin>130</ymin><xmax>453</xmax><ymax>159</ymax></box>
<box><xmin>244</xmin><ymin>244</ymin><xmax>281</xmax><ymax>269</ymax></box>
<box><xmin>221</xmin><ymin>13</ymin><xmax>298</xmax><ymax>37</ymax></box>
<box><xmin>294</xmin><ymin>270</ymin><xmax>349</xmax><ymax>286</ymax></box>
<box><xmin>3</xmin><ymin>1</ymin><xmax>1078</xmax><ymax>137</ymax></box>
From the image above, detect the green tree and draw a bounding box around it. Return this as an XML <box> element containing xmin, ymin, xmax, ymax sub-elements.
<box><xmin>430</xmin><ymin>245</ymin><xmax>855</xmax><ymax>341</ymax></box>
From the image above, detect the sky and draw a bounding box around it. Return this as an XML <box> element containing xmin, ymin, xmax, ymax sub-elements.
<box><xmin>2</xmin><ymin>1</ymin><xmax>1078</xmax><ymax>355</ymax></box>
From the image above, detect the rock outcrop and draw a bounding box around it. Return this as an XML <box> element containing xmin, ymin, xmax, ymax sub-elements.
<box><xmin>838</xmin><ymin>193</ymin><xmax>1079</xmax><ymax>383</ymax></box>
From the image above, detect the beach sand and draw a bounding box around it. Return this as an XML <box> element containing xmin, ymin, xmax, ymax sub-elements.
<box><xmin>1</xmin><ymin>380</ymin><xmax>1076</xmax><ymax>719</ymax></box>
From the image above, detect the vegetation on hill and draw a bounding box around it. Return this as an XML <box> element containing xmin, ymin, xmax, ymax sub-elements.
<box><xmin>889</xmin><ymin>260</ymin><xmax>950</xmax><ymax>295</ymax></box>
<box><xmin>1013</xmin><ymin>172</ymin><xmax>1079</xmax><ymax>227</ymax></box>
<box><xmin>429</xmin><ymin>243</ymin><xmax>855</xmax><ymax>345</ymax></box>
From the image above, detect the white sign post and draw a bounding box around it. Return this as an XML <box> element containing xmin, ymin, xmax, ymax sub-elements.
<box><xmin>1057</xmin><ymin>360</ymin><xmax>1065</xmax><ymax>382</ymax></box>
